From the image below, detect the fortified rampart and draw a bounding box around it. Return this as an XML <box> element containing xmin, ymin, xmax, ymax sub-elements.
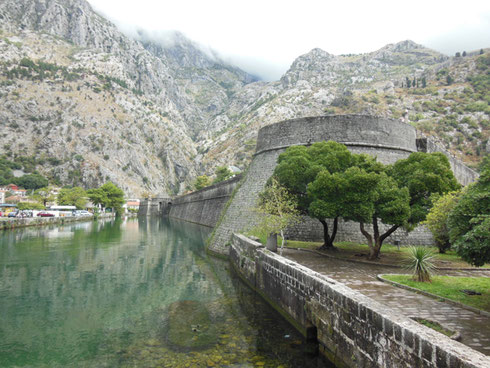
<box><xmin>208</xmin><ymin>115</ymin><xmax>477</xmax><ymax>255</ymax></box>
<box><xmin>230</xmin><ymin>233</ymin><xmax>490</xmax><ymax>368</ymax></box>
<box><xmin>138</xmin><ymin>197</ymin><xmax>172</xmax><ymax>217</ymax></box>
<box><xmin>168</xmin><ymin>175</ymin><xmax>242</xmax><ymax>228</ymax></box>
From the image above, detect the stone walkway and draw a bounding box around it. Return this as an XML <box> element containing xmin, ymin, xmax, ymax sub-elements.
<box><xmin>281</xmin><ymin>248</ymin><xmax>490</xmax><ymax>355</ymax></box>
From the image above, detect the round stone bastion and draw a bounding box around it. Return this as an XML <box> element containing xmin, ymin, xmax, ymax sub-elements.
<box><xmin>208</xmin><ymin>115</ymin><xmax>430</xmax><ymax>255</ymax></box>
<box><xmin>255</xmin><ymin>114</ymin><xmax>417</xmax><ymax>164</ymax></box>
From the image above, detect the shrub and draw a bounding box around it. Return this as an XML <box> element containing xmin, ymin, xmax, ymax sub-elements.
<box><xmin>405</xmin><ymin>247</ymin><xmax>436</xmax><ymax>282</ymax></box>
<box><xmin>424</xmin><ymin>191</ymin><xmax>461</xmax><ymax>253</ymax></box>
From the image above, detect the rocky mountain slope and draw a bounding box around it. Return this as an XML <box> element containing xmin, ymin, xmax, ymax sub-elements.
<box><xmin>0</xmin><ymin>0</ymin><xmax>488</xmax><ymax>197</ymax></box>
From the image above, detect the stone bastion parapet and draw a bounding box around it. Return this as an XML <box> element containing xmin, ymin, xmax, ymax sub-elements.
<box><xmin>255</xmin><ymin>115</ymin><xmax>417</xmax><ymax>164</ymax></box>
<box><xmin>207</xmin><ymin>114</ymin><xmax>477</xmax><ymax>255</ymax></box>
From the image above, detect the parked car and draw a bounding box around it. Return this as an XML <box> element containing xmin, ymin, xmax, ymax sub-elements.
<box><xmin>37</xmin><ymin>212</ymin><xmax>55</xmax><ymax>217</ymax></box>
<box><xmin>8</xmin><ymin>211</ymin><xmax>18</xmax><ymax>218</ymax></box>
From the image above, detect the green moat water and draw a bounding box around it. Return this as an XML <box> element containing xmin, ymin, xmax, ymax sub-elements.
<box><xmin>0</xmin><ymin>218</ymin><xmax>333</xmax><ymax>367</ymax></box>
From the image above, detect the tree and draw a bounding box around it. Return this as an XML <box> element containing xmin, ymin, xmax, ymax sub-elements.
<box><xmin>355</xmin><ymin>152</ymin><xmax>459</xmax><ymax>260</ymax></box>
<box><xmin>480</xmin><ymin>49</ymin><xmax>484</xmax><ymax>55</ymax></box>
<box><xmin>406</xmin><ymin>76</ymin><xmax>411</xmax><ymax>88</ymax></box>
<box><xmin>391</xmin><ymin>152</ymin><xmax>460</xmax><ymax>227</ymax></box>
<box><xmin>455</xmin><ymin>52</ymin><xmax>461</xmax><ymax>57</ymax></box>
<box><xmin>15</xmin><ymin>173</ymin><xmax>48</xmax><ymax>190</ymax></box>
<box><xmin>194</xmin><ymin>175</ymin><xmax>211</xmax><ymax>190</ymax></box>
<box><xmin>17</xmin><ymin>202</ymin><xmax>45</xmax><ymax>210</ymax></box>
<box><xmin>424</xmin><ymin>191</ymin><xmax>461</xmax><ymax>253</ymax></box>
<box><xmin>213</xmin><ymin>166</ymin><xmax>233</xmax><ymax>184</ymax></box>
<box><xmin>274</xmin><ymin>141</ymin><xmax>359</xmax><ymax>249</ymax></box>
<box><xmin>446</xmin><ymin>74</ymin><xmax>453</xmax><ymax>85</ymax></box>
<box><xmin>57</xmin><ymin>187</ymin><xmax>87</xmax><ymax>209</ymax></box>
<box><xmin>31</xmin><ymin>187</ymin><xmax>55</xmax><ymax>206</ymax></box>
<box><xmin>87</xmin><ymin>182</ymin><xmax>125</xmax><ymax>214</ymax></box>
<box><xmin>255</xmin><ymin>177</ymin><xmax>300</xmax><ymax>254</ymax></box>
<box><xmin>357</xmin><ymin>171</ymin><xmax>411</xmax><ymax>260</ymax></box>
<box><xmin>462</xmin><ymin>51</ymin><xmax>467</xmax><ymax>57</ymax></box>
<box><xmin>421</xmin><ymin>76</ymin><xmax>427</xmax><ymax>88</ymax></box>
<box><xmin>447</xmin><ymin>164</ymin><xmax>490</xmax><ymax>266</ymax></box>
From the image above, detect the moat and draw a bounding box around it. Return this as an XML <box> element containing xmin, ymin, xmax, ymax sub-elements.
<box><xmin>0</xmin><ymin>217</ymin><xmax>332</xmax><ymax>367</ymax></box>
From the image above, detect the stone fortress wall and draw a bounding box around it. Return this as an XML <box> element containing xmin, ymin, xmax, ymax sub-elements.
<box><xmin>168</xmin><ymin>175</ymin><xmax>242</xmax><ymax>228</ymax></box>
<box><xmin>208</xmin><ymin>115</ymin><xmax>478</xmax><ymax>255</ymax></box>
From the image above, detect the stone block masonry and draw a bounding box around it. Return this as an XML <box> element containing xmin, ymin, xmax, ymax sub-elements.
<box><xmin>168</xmin><ymin>175</ymin><xmax>241</xmax><ymax>228</ymax></box>
<box><xmin>230</xmin><ymin>233</ymin><xmax>490</xmax><ymax>368</ymax></box>
<box><xmin>208</xmin><ymin>115</ymin><xmax>478</xmax><ymax>254</ymax></box>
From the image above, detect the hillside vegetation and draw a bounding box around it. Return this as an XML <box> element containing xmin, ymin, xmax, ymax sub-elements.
<box><xmin>0</xmin><ymin>0</ymin><xmax>487</xmax><ymax>197</ymax></box>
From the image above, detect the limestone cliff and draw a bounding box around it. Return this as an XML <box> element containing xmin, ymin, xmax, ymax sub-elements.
<box><xmin>0</xmin><ymin>0</ymin><xmax>487</xmax><ymax>197</ymax></box>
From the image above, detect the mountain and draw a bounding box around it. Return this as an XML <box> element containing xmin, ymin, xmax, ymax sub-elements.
<box><xmin>0</xmin><ymin>0</ymin><xmax>488</xmax><ymax>197</ymax></box>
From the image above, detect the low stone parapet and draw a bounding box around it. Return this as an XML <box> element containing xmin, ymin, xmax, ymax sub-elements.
<box><xmin>230</xmin><ymin>233</ymin><xmax>490</xmax><ymax>368</ymax></box>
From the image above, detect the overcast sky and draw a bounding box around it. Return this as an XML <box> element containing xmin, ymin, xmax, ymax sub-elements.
<box><xmin>87</xmin><ymin>0</ymin><xmax>490</xmax><ymax>81</ymax></box>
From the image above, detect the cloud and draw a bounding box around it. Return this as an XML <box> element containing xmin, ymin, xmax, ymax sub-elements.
<box><xmin>87</xmin><ymin>0</ymin><xmax>490</xmax><ymax>81</ymax></box>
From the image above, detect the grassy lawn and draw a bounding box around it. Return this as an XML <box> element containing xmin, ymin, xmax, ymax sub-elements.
<box><xmin>283</xmin><ymin>239</ymin><xmax>489</xmax><ymax>269</ymax></box>
<box><xmin>382</xmin><ymin>274</ymin><xmax>490</xmax><ymax>312</ymax></box>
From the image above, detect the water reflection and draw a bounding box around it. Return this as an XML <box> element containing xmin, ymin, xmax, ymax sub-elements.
<box><xmin>0</xmin><ymin>218</ymin><xmax>332</xmax><ymax>367</ymax></box>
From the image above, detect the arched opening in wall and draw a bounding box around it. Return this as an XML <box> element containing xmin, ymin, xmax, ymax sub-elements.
<box><xmin>305</xmin><ymin>319</ymin><xmax>319</xmax><ymax>356</ymax></box>
<box><xmin>159</xmin><ymin>202</ymin><xmax>163</xmax><ymax>212</ymax></box>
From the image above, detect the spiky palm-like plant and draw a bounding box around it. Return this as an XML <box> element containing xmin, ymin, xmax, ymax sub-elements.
<box><xmin>406</xmin><ymin>246</ymin><xmax>436</xmax><ymax>282</ymax></box>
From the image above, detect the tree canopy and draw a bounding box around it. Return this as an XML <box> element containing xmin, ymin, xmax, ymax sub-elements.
<box><xmin>194</xmin><ymin>175</ymin><xmax>211</xmax><ymax>191</ymax></box>
<box><xmin>424</xmin><ymin>191</ymin><xmax>461</xmax><ymax>253</ymax></box>
<box><xmin>87</xmin><ymin>182</ymin><xmax>125</xmax><ymax>214</ymax></box>
<box><xmin>447</xmin><ymin>164</ymin><xmax>490</xmax><ymax>267</ymax></box>
<box><xmin>274</xmin><ymin>141</ymin><xmax>360</xmax><ymax>249</ymax></box>
<box><xmin>255</xmin><ymin>177</ymin><xmax>300</xmax><ymax>254</ymax></box>
<box><xmin>57</xmin><ymin>187</ymin><xmax>87</xmax><ymax>209</ymax></box>
<box><xmin>213</xmin><ymin>166</ymin><xmax>233</xmax><ymax>184</ymax></box>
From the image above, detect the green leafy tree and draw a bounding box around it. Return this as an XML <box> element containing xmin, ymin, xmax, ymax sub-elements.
<box><xmin>57</xmin><ymin>187</ymin><xmax>87</xmax><ymax>209</ymax></box>
<box><xmin>213</xmin><ymin>166</ymin><xmax>233</xmax><ymax>184</ymax></box>
<box><xmin>406</xmin><ymin>76</ymin><xmax>411</xmax><ymax>88</ymax></box>
<box><xmin>87</xmin><ymin>182</ymin><xmax>125</xmax><ymax>214</ymax></box>
<box><xmin>31</xmin><ymin>187</ymin><xmax>55</xmax><ymax>206</ymax></box>
<box><xmin>15</xmin><ymin>173</ymin><xmax>48</xmax><ymax>190</ymax></box>
<box><xmin>447</xmin><ymin>165</ymin><xmax>490</xmax><ymax>267</ymax></box>
<box><xmin>194</xmin><ymin>175</ymin><xmax>211</xmax><ymax>190</ymax></box>
<box><xmin>357</xmin><ymin>171</ymin><xmax>411</xmax><ymax>260</ymax></box>
<box><xmin>446</xmin><ymin>74</ymin><xmax>453</xmax><ymax>85</ymax></box>
<box><xmin>17</xmin><ymin>202</ymin><xmax>45</xmax><ymax>210</ymax></box>
<box><xmin>421</xmin><ymin>76</ymin><xmax>427</xmax><ymax>88</ymax></box>
<box><xmin>391</xmin><ymin>152</ymin><xmax>460</xmax><ymax>227</ymax></box>
<box><xmin>255</xmin><ymin>177</ymin><xmax>300</xmax><ymax>254</ymax></box>
<box><xmin>424</xmin><ymin>191</ymin><xmax>461</xmax><ymax>253</ymax></box>
<box><xmin>274</xmin><ymin>141</ymin><xmax>358</xmax><ymax>249</ymax></box>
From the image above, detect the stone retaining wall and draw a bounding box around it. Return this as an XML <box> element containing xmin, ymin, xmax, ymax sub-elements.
<box><xmin>230</xmin><ymin>233</ymin><xmax>490</xmax><ymax>368</ymax></box>
<box><xmin>284</xmin><ymin>217</ymin><xmax>434</xmax><ymax>246</ymax></box>
<box><xmin>168</xmin><ymin>175</ymin><xmax>242</xmax><ymax>228</ymax></box>
<box><xmin>0</xmin><ymin>213</ymin><xmax>115</xmax><ymax>230</ymax></box>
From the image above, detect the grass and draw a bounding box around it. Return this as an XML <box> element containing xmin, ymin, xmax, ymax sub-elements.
<box><xmin>282</xmin><ymin>240</ymin><xmax>489</xmax><ymax>269</ymax></box>
<box><xmin>382</xmin><ymin>274</ymin><xmax>490</xmax><ymax>312</ymax></box>
<box><xmin>412</xmin><ymin>318</ymin><xmax>454</xmax><ymax>337</ymax></box>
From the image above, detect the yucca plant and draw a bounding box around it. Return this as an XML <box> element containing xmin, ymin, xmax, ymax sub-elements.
<box><xmin>405</xmin><ymin>246</ymin><xmax>436</xmax><ymax>282</ymax></box>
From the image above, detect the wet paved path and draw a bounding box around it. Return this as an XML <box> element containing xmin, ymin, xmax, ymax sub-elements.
<box><xmin>282</xmin><ymin>248</ymin><xmax>490</xmax><ymax>355</ymax></box>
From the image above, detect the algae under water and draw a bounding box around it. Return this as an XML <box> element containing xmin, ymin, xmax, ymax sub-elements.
<box><xmin>0</xmin><ymin>217</ymin><xmax>334</xmax><ymax>367</ymax></box>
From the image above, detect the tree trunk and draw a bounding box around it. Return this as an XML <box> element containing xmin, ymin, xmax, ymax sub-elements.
<box><xmin>318</xmin><ymin>218</ymin><xmax>337</xmax><ymax>250</ymax></box>
<box><xmin>367</xmin><ymin>217</ymin><xmax>399</xmax><ymax>260</ymax></box>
